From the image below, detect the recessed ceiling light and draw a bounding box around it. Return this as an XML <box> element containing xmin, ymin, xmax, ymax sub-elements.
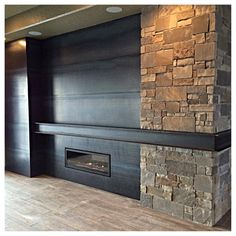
<box><xmin>106</xmin><ymin>6</ymin><xmax>122</xmax><ymax>13</ymax></box>
<box><xmin>28</xmin><ymin>31</ymin><xmax>42</xmax><ymax>36</ymax></box>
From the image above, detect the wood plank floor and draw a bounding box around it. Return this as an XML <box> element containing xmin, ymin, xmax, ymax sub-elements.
<box><xmin>5</xmin><ymin>171</ymin><xmax>231</xmax><ymax>231</ymax></box>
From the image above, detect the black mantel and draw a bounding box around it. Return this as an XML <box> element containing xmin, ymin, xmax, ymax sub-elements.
<box><xmin>35</xmin><ymin>122</ymin><xmax>231</xmax><ymax>152</ymax></box>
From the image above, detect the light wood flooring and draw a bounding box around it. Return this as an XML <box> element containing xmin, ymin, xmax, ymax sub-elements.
<box><xmin>5</xmin><ymin>171</ymin><xmax>231</xmax><ymax>231</ymax></box>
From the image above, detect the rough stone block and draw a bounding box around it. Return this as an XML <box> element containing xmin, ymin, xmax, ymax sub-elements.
<box><xmin>148</xmin><ymin>66</ymin><xmax>167</xmax><ymax>74</ymax></box>
<box><xmin>158</xmin><ymin>5</ymin><xmax>193</xmax><ymax>17</ymax></box>
<box><xmin>156</xmin><ymin>49</ymin><xmax>173</xmax><ymax>66</ymax></box>
<box><xmin>195</xmin><ymin>155</ymin><xmax>215</xmax><ymax>167</ymax></box>
<box><xmin>194</xmin><ymin>77</ymin><xmax>215</xmax><ymax>86</ymax></box>
<box><xmin>193</xmin><ymin>33</ymin><xmax>205</xmax><ymax>43</ymax></box>
<box><xmin>141</xmin><ymin>52</ymin><xmax>157</xmax><ymax>68</ymax></box>
<box><xmin>141</xmin><ymin>74</ymin><xmax>156</xmax><ymax>82</ymax></box>
<box><xmin>141</xmin><ymin>170</ymin><xmax>155</xmax><ymax>186</ymax></box>
<box><xmin>197</xmin><ymin>166</ymin><xmax>206</xmax><ymax>175</ymax></box>
<box><xmin>177</xmin><ymin>10</ymin><xmax>195</xmax><ymax>21</ymax></box>
<box><xmin>180</xmin><ymin>176</ymin><xmax>194</xmax><ymax>186</ymax></box>
<box><xmin>177</xmin><ymin>19</ymin><xmax>192</xmax><ymax>27</ymax></box>
<box><xmin>195</xmin><ymin>5</ymin><xmax>216</xmax><ymax>16</ymax></box>
<box><xmin>177</xmin><ymin>58</ymin><xmax>194</xmax><ymax>66</ymax></box>
<box><xmin>156</xmin><ymin>87</ymin><xmax>187</xmax><ymax>101</ymax></box>
<box><xmin>153</xmin><ymin>196</ymin><xmax>184</xmax><ymax>218</ymax></box>
<box><xmin>166</xmin><ymin>102</ymin><xmax>179</xmax><ymax>113</ymax></box>
<box><xmin>193</xmin><ymin>207</ymin><xmax>214</xmax><ymax>226</ymax></box>
<box><xmin>153</xmin><ymin>196</ymin><xmax>169</xmax><ymax>213</ymax></box>
<box><xmin>174</xmin><ymin>40</ymin><xmax>194</xmax><ymax>59</ymax></box>
<box><xmin>187</xmin><ymin>85</ymin><xmax>206</xmax><ymax>93</ymax></box>
<box><xmin>156</xmin><ymin>175</ymin><xmax>178</xmax><ymax>187</ymax></box>
<box><xmin>156</xmin><ymin>15</ymin><xmax>177</xmax><ymax>32</ymax></box>
<box><xmin>195</xmin><ymin>43</ymin><xmax>215</xmax><ymax>61</ymax></box>
<box><xmin>156</xmin><ymin>72</ymin><xmax>172</xmax><ymax>86</ymax></box>
<box><xmin>194</xmin><ymin>175</ymin><xmax>213</xmax><ymax>193</ymax></box>
<box><xmin>166</xmin><ymin>160</ymin><xmax>196</xmax><ymax>176</ymax></box>
<box><xmin>197</xmin><ymin>68</ymin><xmax>215</xmax><ymax>77</ymax></box>
<box><xmin>170</xmin><ymin>201</ymin><xmax>184</xmax><ymax>218</ymax></box>
<box><xmin>173</xmin><ymin>78</ymin><xmax>194</xmax><ymax>86</ymax></box>
<box><xmin>192</xmin><ymin>14</ymin><xmax>209</xmax><ymax>34</ymax></box>
<box><xmin>146</xmin><ymin>165</ymin><xmax>167</xmax><ymax>175</ymax></box>
<box><xmin>173</xmin><ymin>65</ymin><xmax>193</xmax><ymax>79</ymax></box>
<box><xmin>163</xmin><ymin>26</ymin><xmax>192</xmax><ymax>44</ymax></box>
<box><xmin>173</xmin><ymin>189</ymin><xmax>196</xmax><ymax>207</ymax></box>
<box><xmin>141</xmin><ymin>192</ymin><xmax>153</xmax><ymax>208</ymax></box>
<box><xmin>189</xmin><ymin>104</ymin><xmax>214</xmax><ymax>112</ymax></box>
<box><xmin>141</xmin><ymin>6</ymin><xmax>155</xmax><ymax>28</ymax></box>
<box><xmin>147</xmin><ymin>186</ymin><xmax>164</xmax><ymax>197</ymax></box>
<box><xmin>163</xmin><ymin>116</ymin><xmax>195</xmax><ymax>132</ymax></box>
<box><xmin>152</xmin><ymin>101</ymin><xmax>165</xmax><ymax>110</ymax></box>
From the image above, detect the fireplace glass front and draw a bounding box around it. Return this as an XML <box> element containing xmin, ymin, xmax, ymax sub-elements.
<box><xmin>65</xmin><ymin>148</ymin><xmax>110</xmax><ymax>176</ymax></box>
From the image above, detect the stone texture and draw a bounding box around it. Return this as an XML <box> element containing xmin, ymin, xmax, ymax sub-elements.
<box><xmin>166</xmin><ymin>160</ymin><xmax>196</xmax><ymax>176</ymax></box>
<box><xmin>177</xmin><ymin>10</ymin><xmax>195</xmax><ymax>20</ymax></box>
<box><xmin>192</xmin><ymin>14</ymin><xmax>209</xmax><ymax>34</ymax></box>
<box><xmin>194</xmin><ymin>175</ymin><xmax>213</xmax><ymax>193</ymax></box>
<box><xmin>140</xmin><ymin>5</ymin><xmax>231</xmax><ymax>227</ymax></box>
<box><xmin>163</xmin><ymin>26</ymin><xmax>192</xmax><ymax>44</ymax></box>
<box><xmin>156</xmin><ymin>15</ymin><xmax>177</xmax><ymax>32</ymax></box>
<box><xmin>163</xmin><ymin>116</ymin><xmax>195</xmax><ymax>132</ymax></box>
<box><xmin>195</xmin><ymin>43</ymin><xmax>215</xmax><ymax>61</ymax></box>
<box><xmin>173</xmin><ymin>189</ymin><xmax>196</xmax><ymax>206</ymax></box>
<box><xmin>193</xmin><ymin>207</ymin><xmax>214</xmax><ymax>226</ymax></box>
<box><xmin>197</xmin><ymin>68</ymin><xmax>215</xmax><ymax>77</ymax></box>
<box><xmin>173</xmin><ymin>65</ymin><xmax>192</xmax><ymax>79</ymax></box>
<box><xmin>177</xmin><ymin>58</ymin><xmax>194</xmax><ymax>66</ymax></box>
<box><xmin>166</xmin><ymin>102</ymin><xmax>179</xmax><ymax>113</ymax></box>
<box><xmin>156</xmin><ymin>73</ymin><xmax>172</xmax><ymax>86</ymax></box>
<box><xmin>156</xmin><ymin>49</ymin><xmax>173</xmax><ymax>66</ymax></box>
<box><xmin>156</xmin><ymin>87</ymin><xmax>186</xmax><ymax>101</ymax></box>
<box><xmin>141</xmin><ymin>170</ymin><xmax>155</xmax><ymax>186</ymax></box>
<box><xmin>141</xmin><ymin>192</ymin><xmax>153</xmax><ymax>208</ymax></box>
<box><xmin>141</xmin><ymin>74</ymin><xmax>156</xmax><ymax>82</ymax></box>
<box><xmin>141</xmin><ymin>52</ymin><xmax>157</xmax><ymax>68</ymax></box>
<box><xmin>153</xmin><ymin>196</ymin><xmax>184</xmax><ymax>218</ymax></box>
<box><xmin>174</xmin><ymin>40</ymin><xmax>194</xmax><ymax>59</ymax></box>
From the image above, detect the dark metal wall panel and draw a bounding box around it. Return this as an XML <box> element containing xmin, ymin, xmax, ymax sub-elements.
<box><xmin>5</xmin><ymin>40</ymin><xmax>31</xmax><ymax>176</ymax></box>
<box><xmin>26</xmin><ymin>38</ymin><xmax>48</xmax><ymax>176</ymax></box>
<box><xmin>44</xmin><ymin>135</ymin><xmax>140</xmax><ymax>199</ymax></box>
<box><xmin>38</xmin><ymin>14</ymin><xmax>141</xmax><ymax>198</ymax></box>
<box><xmin>41</xmin><ymin>14</ymin><xmax>141</xmax><ymax>128</ymax></box>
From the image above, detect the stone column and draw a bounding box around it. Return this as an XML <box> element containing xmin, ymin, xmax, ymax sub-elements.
<box><xmin>140</xmin><ymin>5</ymin><xmax>231</xmax><ymax>226</ymax></box>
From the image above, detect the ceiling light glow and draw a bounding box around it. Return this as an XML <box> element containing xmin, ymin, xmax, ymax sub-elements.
<box><xmin>106</xmin><ymin>6</ymin><xmax>122</xmax><ymax>13</ymax></box>
<box><xmin>28</xmin><ymin>31</ymin><xmax>42</xmax><ymax>36</ymax></box>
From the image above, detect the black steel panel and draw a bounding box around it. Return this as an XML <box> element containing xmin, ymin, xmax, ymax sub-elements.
<box><xmin>5</xmin><ymin>40</ymin><xmax>31</xmax><ymax>176</ymax></box>
<box><xmin>35</xmin><ymin>122</ymin><xmax>231</xmax><ymax>151</ymax></box>
<box><xmin>44</xmin><ymin>135</ymin><xmax>140</xmax><ymax>199</ymax></box>
<box><xmin>41</xmin><ymin>14</ymin><xmax>141</xmax><ymax>128</ymax></box>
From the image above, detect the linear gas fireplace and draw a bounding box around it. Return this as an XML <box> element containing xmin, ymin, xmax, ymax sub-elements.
<box><xmin>65</xmin><ymin>148</ymin><xmax>111</xmax><ymax>176</ymax></box>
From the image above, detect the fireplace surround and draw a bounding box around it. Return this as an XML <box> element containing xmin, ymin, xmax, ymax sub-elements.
<box><xmin>5</xmin><ymin>5</ymin><xmax>231</xmax><ymax>227</ymax></box>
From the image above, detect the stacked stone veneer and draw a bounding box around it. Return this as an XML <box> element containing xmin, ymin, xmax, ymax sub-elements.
<box><xmin>140</xmin><ymin>5</ymin><xmax>231</xmax><ymax>226</ymax></box>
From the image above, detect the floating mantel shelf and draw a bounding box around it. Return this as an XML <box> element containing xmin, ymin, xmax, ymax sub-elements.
<box><xmin>34</xmin><ymin>122</ymin><xmax>231</xmax><ymax>152</ymax></box>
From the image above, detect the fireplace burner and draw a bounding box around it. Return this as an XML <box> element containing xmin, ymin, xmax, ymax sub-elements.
<box><xmin>65</xmin><ymin>148</ymin><xmax>111</xmax><ymax>176</ymax></box>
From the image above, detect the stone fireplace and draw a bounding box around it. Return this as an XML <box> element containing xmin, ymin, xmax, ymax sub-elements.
<box><xmin>140</xmin><ymin>5</ymin><xmax>231</xmax><ymax>226</ymax></box>
<box><xmin>5</xmin><ymin>4</ymin><xmax>231</xmax><ymax>228</ymax></box>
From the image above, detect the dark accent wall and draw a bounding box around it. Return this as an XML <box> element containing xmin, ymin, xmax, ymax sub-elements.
<box><xmin>5</xmin><ymin>40</ymin><xmax>31</xmax><ymax>176</ymax></box>
<box><xmin>38</xmin><ymin>14</ymin><xmax>141</xmax><ymax>199</ymax></box>
<box><xmin>5</xmin><ymin>15</ymin><xmax>141</xmax><ymax>199</ymax></box>
<box><xmin>41</xmin><ymin>14</ymin><xmax>140</xmax><ymax>128</ymax></box>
